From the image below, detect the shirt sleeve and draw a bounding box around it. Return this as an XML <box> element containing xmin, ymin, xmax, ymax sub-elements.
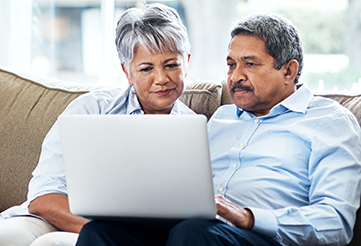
<box><xmin>250</xmin><ymin>111</ymin><xmax>361</xmax><ymax>246</ymax></box>
<box><xmin>27</xmin><ymin>91</ymin><xmax>109</xmax><ymax>203</ymax></box>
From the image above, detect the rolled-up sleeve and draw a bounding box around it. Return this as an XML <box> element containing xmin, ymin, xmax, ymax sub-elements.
<box><xmin>28</xmin><ymin>91</ymin><xmax>110</xmax><ymax>202</ymax></box>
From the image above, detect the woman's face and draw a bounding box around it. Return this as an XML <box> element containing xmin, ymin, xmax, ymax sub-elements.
<box><xmin>122</xmin><ymin>45</ymin><xmax>190</xmax><ymax>114</ymax></box>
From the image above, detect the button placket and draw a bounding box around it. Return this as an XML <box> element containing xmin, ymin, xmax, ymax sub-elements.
<box><xmin>217</xmin><ymin>115</ymin><xmax>262</xmax><ymax>197</ymax></box>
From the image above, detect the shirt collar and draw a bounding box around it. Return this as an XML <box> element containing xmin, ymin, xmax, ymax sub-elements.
<box><xmin>169</xmin><ymin>100</ymin><xmax>181</xmax><ymax>115</ymax></box>
<box><xmin>127</xmin><ymin>86</ymin><xmax>143</xmax><ymax>115</ymax></box>
<box><xmin>236</xmin><ymin>83</ymin><xmax>314</xmax><ymax>117</ymax></box>
<box><xmin>278</xmin><ymin>83</ymin><xmax>313</xmax><ymax>114</ymax></box>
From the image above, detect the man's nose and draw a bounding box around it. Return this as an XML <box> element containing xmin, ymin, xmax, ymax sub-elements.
<box><xmin>231</xmin><ymin>66</ymin><xmax>246</xmax><ymax>83</ymax></box>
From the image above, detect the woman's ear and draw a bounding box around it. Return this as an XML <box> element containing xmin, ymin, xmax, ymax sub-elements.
<box><xmin>187</xmin><ymin>54</ymin><xmax>191</xmax><ymax>63</ymax></box>
<box><xmin>121</xmin><ymin>63</ymin><xmax>133</xmax><ymax>86</ymax></box>
<box><xmin>284</xmin><ymin>59</ymin><xmax>299</xmax><ymax>84</ymax></box>
<box><xmin>184</xmin><ymin>54</ymin><xmax>191</xmax><ymax>78</ymax></box>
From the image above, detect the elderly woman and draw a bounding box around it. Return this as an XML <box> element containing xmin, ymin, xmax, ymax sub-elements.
<box><xmin>0</xmin><ymin>3</ymin><xmax>193</xmax><ymax>246</ymax></box>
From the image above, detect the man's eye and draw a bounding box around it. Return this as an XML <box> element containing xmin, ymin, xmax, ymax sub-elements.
<box><xmin>246</xmin><ymin>62</ymin><xmax>256</xmax><ymax>67</ymax></box>
<box><xmin>227</xmin><ymin>63</ymin><xmax>235</xmax><ymax>68</ymax></box>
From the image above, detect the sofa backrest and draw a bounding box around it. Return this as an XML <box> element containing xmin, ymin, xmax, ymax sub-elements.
<box><xmin>0</xmin><ymin>69</ymin><xmax>89</xmax><ymax>211</ymax></box>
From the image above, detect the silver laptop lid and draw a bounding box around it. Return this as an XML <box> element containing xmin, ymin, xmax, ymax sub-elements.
<box><xmin>59</xmin><ymin>114</ymin><xmax>216</xmax><ymax>220</ymax></box>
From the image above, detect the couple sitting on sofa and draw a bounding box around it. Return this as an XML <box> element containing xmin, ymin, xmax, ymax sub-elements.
<box><xmin>1</xmin><ymin>3</ymin><xmax>360</xmax><ymax>246</ymax></box>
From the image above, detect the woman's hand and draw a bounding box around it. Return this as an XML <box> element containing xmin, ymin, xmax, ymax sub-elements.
<box><xmin>215</xmin><ymin>196</ymin><xmax>254</xmax><ymax>230</ymax></box>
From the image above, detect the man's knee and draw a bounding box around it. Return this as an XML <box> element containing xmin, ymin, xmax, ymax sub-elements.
<box><xmin>171</xmin><ymin>219</ymin><xmax>213</xmax><ymax>235</ymax></box>
<box><xmin>0</xmin><ymin>216</ymin><xmax>58</xmax><ymax>246</ymax></box>
<box><xmin>79</xmin><ymin>220</ymin><xmax>107</xmax><ymax>235</ymax></box>
<box><xmin>167</xmin><ymin>219</ymin><xmax>217</xmax><ymax>245</ymax></box>
<box><xmin>76</xmin><ymin>221</ymin><xmax>110</xmax><ymax>245</ymax></box>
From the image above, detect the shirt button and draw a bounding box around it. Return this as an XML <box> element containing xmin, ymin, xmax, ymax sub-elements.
<box><xmin>232</xmin><ymin>164</ymin><xmax>237</xmax><ymax>169</ymax></box>
<box><xmin>218</xmin><ymin>187</ymin><xmax>224</xmax><ymax>192</ymax></box>
<box><xmin>239</xmin><ymin>142</ymin><xmax>244</xmax><ymax>147</ymax></box>
<box><xmin>254</xmin><ymin>118</ymin><xmax>259</xmax><ymax>123</ymax></box>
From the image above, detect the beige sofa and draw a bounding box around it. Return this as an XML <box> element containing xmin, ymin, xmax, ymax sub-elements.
<box><xmin>1</xmin><ymin>66</ymin><xmax>361</xmax><ymax>245</ymax></box>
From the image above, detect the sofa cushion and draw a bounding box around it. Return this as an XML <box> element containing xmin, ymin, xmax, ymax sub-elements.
<box><xmin>0</xmin><ymin>68</ymin><xmax>90</xmax><ymax>212</ymax></box>
<box><xmin>180</xmin><ymin>80</ymin><xmax>222</xmax><ymax>119</ymax></box>
<box><xmin>220</xmin><ymin>80</ymin><xmax>233</xmax><ymax>105</ymax></box>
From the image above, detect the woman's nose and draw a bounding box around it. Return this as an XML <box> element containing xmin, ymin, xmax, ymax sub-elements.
<box><xmin>154</xmin><ymin>69</ymin><xmax>168</xmax><ymax>85</ymax></box>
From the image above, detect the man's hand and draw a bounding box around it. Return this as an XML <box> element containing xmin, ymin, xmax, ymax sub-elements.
<box><xmin>29</xmin><ymin>193</ymin><xmax>88</xmax><ymax>233</ymax></box>
<box><xmin>215</xmin><ymin>196</ymin><xmax>254</xmax><ymax>230</ymax></box>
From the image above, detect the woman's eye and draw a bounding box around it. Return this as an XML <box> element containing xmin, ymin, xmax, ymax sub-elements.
<box><xmin>166</xmin><ymin>63</ymin><xmax>179</xmax><ymax>69</ymax></box>
<box><xmin>140</xmin><ymin>67</ymin><xmax>152</xmax><ymax>72</ymax></box>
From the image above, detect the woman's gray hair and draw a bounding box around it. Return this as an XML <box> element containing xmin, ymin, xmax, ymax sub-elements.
<box><xmin>115</xmin><ymin>3</ymin><xmax>190</xmax><ymax>70</ymax></box>
<box><xmin>231</xmin><ymin>13</ymin><xmax>303</xmax><ymax>84</ymax></box>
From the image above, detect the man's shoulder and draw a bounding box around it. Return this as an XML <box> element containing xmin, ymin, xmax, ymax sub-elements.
<box><xmin>310</xmin><ymin>95</ymin><xmax>356</xmax><ymax>118</ymax></box>
<box><xmin>306</xmin><ymin>95</ymin><xmax>360</xmax><ymax>132</ymax></box>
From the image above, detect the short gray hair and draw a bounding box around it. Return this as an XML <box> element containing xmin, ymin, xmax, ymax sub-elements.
<box><xmin>115</xmin><ymin>3</ymin><xmax>190</xmax><ymax>69</ymax></box>
<box><xmin>231</xmin><ymin>13</ymin><xmax>303</xmax><ymax>83</ymax></box>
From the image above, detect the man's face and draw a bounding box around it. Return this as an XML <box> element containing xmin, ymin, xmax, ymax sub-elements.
<box><xmin>227</xmin><ymin>34</ymin><xmax>295</xmax><ymax>116</ymax></box>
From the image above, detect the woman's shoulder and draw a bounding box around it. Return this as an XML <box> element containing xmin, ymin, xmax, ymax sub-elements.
<box><xmin>63</xmin><ymin>85</ymin><xmax>132</xmax><ymax>115</ymax></box>
<box><xmin>175</xmin><ymin>100</ymin><xmax>196</xmax><ymax>115</ymax></box>
<box><xmin>85</xmin><ymin>86</ymin><xmax>130</xmax><ymax>101</ymax></box>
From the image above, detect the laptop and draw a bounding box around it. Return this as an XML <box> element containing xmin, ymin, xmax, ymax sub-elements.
<box><xmin>58</xmin><ymin>114</ymin><xmax>216</xmax><ymax>223</ymax></box>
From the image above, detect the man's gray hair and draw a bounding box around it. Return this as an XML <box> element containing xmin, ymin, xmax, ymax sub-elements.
<box><xmin>115</xmin><ymin>3</ymin><xmax>190</xmax><ymax>69</ymax></box>
<box><xmin>231</xmin><ymin>14</ymin><xmax>303</xmax><ymax>83</ymax></box>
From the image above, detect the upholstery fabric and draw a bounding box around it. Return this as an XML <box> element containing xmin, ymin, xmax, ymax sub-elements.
<box><xmin>0</xmin><ymin>68</ymin><xmax>88</xmax><ymax>211</ymax></box>
<box><xmin>220</xmin><ymin>80</ymin><xmax>233</xmax><ymax>105</ymax></box>
<box><xmin>179</xmin><ymin>80</ymin><xmax>223</xmax><ymax>119</ymax></box>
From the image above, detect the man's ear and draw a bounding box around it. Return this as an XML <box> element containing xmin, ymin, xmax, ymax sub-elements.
<box><xmin>284</xmin><ymin>59</ymin><xmax>299</xmax><ymax>84</ymax></box>
<box><xmin>121</xmin><ymin>63</ymin><xmax>133</xmax><ymax>86</ymax></box>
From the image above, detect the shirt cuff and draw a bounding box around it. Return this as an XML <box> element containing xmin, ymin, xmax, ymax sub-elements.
<box><xmin>248</xmin><ymin>207</ymin><xmax>278</xmax><ymax>238</ymax></box>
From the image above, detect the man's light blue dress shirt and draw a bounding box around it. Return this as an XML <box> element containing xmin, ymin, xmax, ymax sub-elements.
<box><xmin>1</xmin><ymin>85</ymin><xmax>194</xmax><ymax>220</ymax></box>
<box><xmin>208</xmin><ymin>84</ymin><xmax>361</xmax><ymax>246</ymax></box>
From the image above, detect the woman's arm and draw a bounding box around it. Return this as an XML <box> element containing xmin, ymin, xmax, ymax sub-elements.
<box><xmin>28</xmin><ymin>193</ymin><xmax>88</xmax><ymax>233</ymax></box>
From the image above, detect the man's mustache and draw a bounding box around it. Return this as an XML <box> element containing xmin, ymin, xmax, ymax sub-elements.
<box><xmin>229</xmin><ymin>82</ymin><xmax>254</xmax><ymax>93</ymax></box>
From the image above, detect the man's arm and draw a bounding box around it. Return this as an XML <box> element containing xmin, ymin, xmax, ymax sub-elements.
<box><xmin>28</xmin><ymin>193</ymin><xmax>88</xmax><ymax>233</ymax></box>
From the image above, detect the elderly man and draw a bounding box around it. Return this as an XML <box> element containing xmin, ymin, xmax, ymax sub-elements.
<box><xmin>76</xmin><ymin>13</ymin><xmax>361</xmax><ymax>246</ymax></box>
